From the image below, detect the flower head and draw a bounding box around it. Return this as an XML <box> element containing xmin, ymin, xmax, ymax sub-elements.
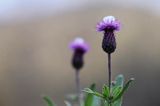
<box><xmin>96</xmin><ymin>16</ymin><xmax>121</xmax><ymax>54</ymax></box>
<box><xmin>70</xmin><ymin>37</ymin><xmax>89</xmax><ymax>53</ymax></box>
<box><xmin>96</xmin><ymin>16</ymin><xmax>120</xmax><ymax>32</ymax></box>
<box><xmin>70</xmin><ymin>37</ymin><xmax>89</xmax><ymax>70</ymax></box>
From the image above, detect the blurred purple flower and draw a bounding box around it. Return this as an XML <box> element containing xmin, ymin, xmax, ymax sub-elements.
<box><xmin>70</xmin><ymin>37</ymin><xmax>89</xmax><ymax>70</ymax></box>
<box><xmin>96</xmin><ymin>16</ymin><xmax>120</xmax><ymax>32</ymax></box>
<box><xmin>70</xmin><ymin>37</ymin><xmax>89</xmax><ymax>53</ymax></box>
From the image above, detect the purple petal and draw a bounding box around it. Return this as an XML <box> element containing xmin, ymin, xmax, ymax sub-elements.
<box><xmin>69</xmin><ymin>37</ymin><xmax>89</xmax><ymax>52</ymax></box>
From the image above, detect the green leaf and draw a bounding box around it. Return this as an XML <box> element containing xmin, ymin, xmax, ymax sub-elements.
<box><xmin>113</xmin><ymin>98</ymin><xmax>122</xmax><ymax>106</ymax></box>
<box><xmin>112</xmin><ymin>86</ymin><xmax>122</xmax><ymax>97</ymax></box>
<box><xmin>102</xmin><ymin>84</ymin><xmax>109</xmax><ymax>98</ymax></box>
<box><xmin>84</xmin><ymin>84</ymin><xmax>95</xmax><ymax>106</ymax></box>
<box><xmin>115</xmin><ymin>74</ymin><xmax>124</xmax><ymax>87</ymax></box>
<box><xmin>83</xmin><ymin>88</ymin><xmax>104</xmax><ymax>98</ymax></box>
<box><xmin>43</xmin><ymin>96</ymin><xmax>56</xmax><ymax>106</ymax></box>
<box><xmin>90</xmin><ymin>83</ymin><xmax>96</xmax><ymax>90</ymax></box>
<box><xmin>93</xmin><ymin>92</ymin><xmax>104</xmax><ymax>98</ymax></box>
<box><xmin>112</xmin><ymin>78</ymin><xmax>134</xmax><ymax>102</ymax></box>
<box><xmin>111</xmin><ymin>74</ymin><xmax>124</xmax><ymax>106</ymax></box>
<box><xmin>83</xmin><ymin>88</ymin><xmax>94</xmax><ymax>94</ymax></box>
<box><xmin>84</xmin><ymin>84</ymin><xmax>102</xmax><ymax>106</ymax></box>
<box><xmin>92</xmin><ymin>96</ymin><xmax>101</xmax><ymax>106</ymax></box>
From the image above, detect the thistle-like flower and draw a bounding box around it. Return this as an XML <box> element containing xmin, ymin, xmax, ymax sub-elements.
<box><xmin>70</xmin><ymin>37</ymin><xmax>89</xmax><ymax>106</ymax></box>
<box><xmin>70</xmin><ymin>37</ymin><xmax>89</xmax><ymax>70</ymax></box>
<box><xmin>96</xmin><ymin>16</ymin><xmax>120</xmax><ymax>54</ymax></box>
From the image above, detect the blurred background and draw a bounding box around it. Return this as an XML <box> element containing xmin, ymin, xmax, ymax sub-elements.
<box><xmin>0</xmin><ymin>0</ymin><xmax>160</xmax><ymax>106</ymax></box>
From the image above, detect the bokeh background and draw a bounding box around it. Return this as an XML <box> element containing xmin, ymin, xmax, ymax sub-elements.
<box><xmin>0</xmin><ymin>0</ymin><xmax>160</xmax><ymax>106</ymax></box>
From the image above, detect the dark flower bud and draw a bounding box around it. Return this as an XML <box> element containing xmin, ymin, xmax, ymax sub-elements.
<box><xmin>96</xmin><ymin>16</ymin><xmax>120</xmax><ymax>54</ymax></box>
<box><xmin>102</xmin><ymin>31</ymin><xmax>116</xmax><ymax>54</ymax></box>
<box><xmin>72</xmin><ymin>49</ymin><xmax>84</xmax><ymax>70</ymax></box>
<box><xmin>70</xmin><ymin>38</ymin><xmax>89</xmax><ymax>70</ymax></box>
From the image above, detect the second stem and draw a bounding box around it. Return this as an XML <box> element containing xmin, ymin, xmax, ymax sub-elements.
<box><xmin>108</xmin><ymin>53</ymin><xmax>111</xmax><ymax>91</ymax></box>
<box><xmin>75</xmin><ymin>70</ymin><xmax>81</xmax><ymax>106</ymax></box>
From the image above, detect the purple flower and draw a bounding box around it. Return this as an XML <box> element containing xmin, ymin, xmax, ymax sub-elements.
<box><xmin>96</xmin><ymin>16</ymin><xmax>120</xmax><ymax>32</ymax></box>
<box><xmin>96</xmin><ymin>16</ymin><xmax>120</xmax><ymax>54</ymax></box>
<box><xmin>70</xmin><ymin>38</ymin><xmax>89</xmax><ymax>70</ymax></box>
<box><xmin>70</xmin><ymin>37</ymin><xmax>89</xmax><ymax>53</ymax></box>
